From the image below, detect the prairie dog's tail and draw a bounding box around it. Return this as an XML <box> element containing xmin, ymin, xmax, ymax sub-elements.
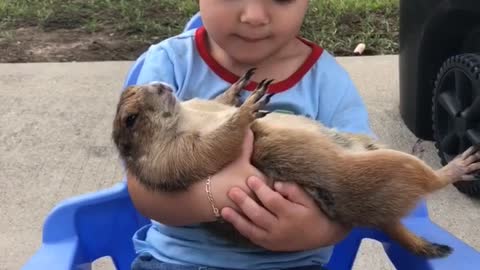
<box><xmin>383</xmin><ymin>222</ymin><xmax>452</xmax><ymax>258</ymax></box>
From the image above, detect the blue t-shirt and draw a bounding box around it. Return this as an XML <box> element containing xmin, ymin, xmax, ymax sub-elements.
<box><xmin>130</xmin><ymin>26</ymin><xmax>374</xmax><ymax>269</ymax></box>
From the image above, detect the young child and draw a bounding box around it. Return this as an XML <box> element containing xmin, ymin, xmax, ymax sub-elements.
<box><xmin>126</xmin><ymin>0</ymin><xmax>375</xmax><ymax>269</ymax></box>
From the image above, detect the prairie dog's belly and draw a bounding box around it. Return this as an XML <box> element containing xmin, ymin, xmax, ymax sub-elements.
<box><xmin>179</xmin><ymin>99</ymin><xmax>237</xmax><ymax>134</ymax></box>
<box><xmin>255</xmin><ymin>112</ymin><xmax>376</xmax><ymax>153</ymax></box>
<box><xmin>255</xmin><ymin>112</ymin><xmax>324</xmax><ymax>133</ymax></box>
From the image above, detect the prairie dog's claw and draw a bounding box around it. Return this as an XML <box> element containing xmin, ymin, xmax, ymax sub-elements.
<box><xmin>256</xmin><ymin>110</ymin><xmax>272</xmax><ymax>118</ymax></box>
<box><xmin>265</xmin><ymin>93</ymin><xmax>275</xmax><ymax>104</ymax></box>
<box><xmin>241</xmin><ymin>78</ymin><xmax>275</xmax><ymax>120</ymax></box>
<box><xmin>216</xmin><ymin>68</ymin><xmax>257</xmax><ymax>106</ymax></box>
<box><xmin>236</xmin><ymin>67</ymin><xmax>256</xmax><ymax>89</ymax></box>
<box><xmin>254</xmin><ymin>79</ymin><xmax>274</xmax><ymax>99</ymax></box>
<box><xmin>244</xmin><ymin>67</ymin><xmax>256</xmax><ymax>80</ymax></box>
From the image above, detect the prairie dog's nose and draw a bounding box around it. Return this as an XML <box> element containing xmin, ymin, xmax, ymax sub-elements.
<box><xmin>147</xmin><ymin>82</ymin><xmax>173</xmax><ymax>95</ymax></box>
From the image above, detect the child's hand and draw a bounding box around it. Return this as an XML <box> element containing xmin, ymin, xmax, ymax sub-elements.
<box><xmin>206</xmin><ymin>128</ymin><xmax>271</xmax><ymax>213</ymax></box>
<box><xmin>221</xmin><ymin>177</ymin><xmax>350</xmax><ymax>251</ymax></box>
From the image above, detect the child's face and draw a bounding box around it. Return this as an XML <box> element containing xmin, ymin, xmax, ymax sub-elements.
<box><xmin>199</xmin><ymin>0</ymin><xmax>309</xmax><ymax>65</ymax></box>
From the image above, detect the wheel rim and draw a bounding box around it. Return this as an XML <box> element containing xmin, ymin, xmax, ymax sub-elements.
<box><xmin>436</xmin><ymin>66</ymin><xmax>480</xmax><ymax>161</ymax></box>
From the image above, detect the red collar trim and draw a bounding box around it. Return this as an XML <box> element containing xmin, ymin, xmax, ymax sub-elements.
<box><xmin>194</xmin><ymin>26</ymin><xmax>323</xmax><ymax>94</ymax></box>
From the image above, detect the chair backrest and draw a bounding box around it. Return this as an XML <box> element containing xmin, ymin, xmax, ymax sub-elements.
<box><xmin>183</xmin><ymin>12</ymin><xmax>203</xmax><ymax>32</ymax></box>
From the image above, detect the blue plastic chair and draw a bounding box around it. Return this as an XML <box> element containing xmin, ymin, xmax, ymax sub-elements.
<box><xmin>22</xmin><ymin>12</ymin><xmax>480</xmax><ymax>270</ymax></box>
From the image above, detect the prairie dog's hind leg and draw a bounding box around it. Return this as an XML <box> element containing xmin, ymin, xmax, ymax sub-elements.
<box><xmin>215</xmin><ymin>68</ymin><xmax>256</xmax><ymax>106</ymax></box>
<box><xmin>432</xmin><ymin>145</ymin><xmax>480</xmax><ymax>191</ymax></box>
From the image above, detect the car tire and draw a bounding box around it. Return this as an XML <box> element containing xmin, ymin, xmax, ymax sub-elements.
<box><xmin>432</xmin><ymin>53</ymin><xmax>480</xmax><ymax>198</ymax></box>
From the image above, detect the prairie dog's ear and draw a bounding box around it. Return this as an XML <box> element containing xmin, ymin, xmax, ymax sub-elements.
<box><xmin>145</xmin><ymin>83</ymin><xmax>174</xmax><ymax>96</ymax></box>
<box><xmin>147</xmin><ymin>81</ymin><xmax>177</xmax><ymax>93</ymax></box>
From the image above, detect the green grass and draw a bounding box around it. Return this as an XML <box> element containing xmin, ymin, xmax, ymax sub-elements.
<box><xmin>304</xmin><ymin>0</ymin><xmax>399</xmax><ymax>55</ymax></box>
<box><xmin>0</xmin><ymin>0</ymin><xmax>198</xmax><ymax>40</ymax></box>
<box><xmin>0</xmin><ymin>0</ymin><xmax>399</xmax><ymax>55</ymax></box>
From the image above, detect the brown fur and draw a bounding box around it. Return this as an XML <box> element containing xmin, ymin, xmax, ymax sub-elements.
<box><xmin>112</xmin><ymin>69</ymin><xmax>480</xmax><ymax>258</ymax></box>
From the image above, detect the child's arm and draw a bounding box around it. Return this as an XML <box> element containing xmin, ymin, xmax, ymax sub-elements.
<box><xmin>127</xmin><ymin>129</ymin><xmax>269</xmax><ymax>226</ymax></box>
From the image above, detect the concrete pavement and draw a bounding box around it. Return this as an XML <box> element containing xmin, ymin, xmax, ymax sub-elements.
<box><xmin>1</xmin><ymin>56</ymin><xmax>479</xmax><ymax>270</ymax></box>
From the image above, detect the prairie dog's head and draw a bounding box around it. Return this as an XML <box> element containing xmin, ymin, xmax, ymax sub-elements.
<box><xmin>112</xmin><ymin>83</ymin><xmax>180</xmax><ymax>161</ymax></box>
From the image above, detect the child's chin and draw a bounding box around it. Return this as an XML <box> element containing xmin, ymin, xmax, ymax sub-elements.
<box><xmin>230</xmin><ymin>50</ymin><xmax>274</xmax><ymax>65</ymax></box>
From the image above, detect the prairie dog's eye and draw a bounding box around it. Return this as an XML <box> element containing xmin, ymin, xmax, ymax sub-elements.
<box><xmin>125</xmin><ymin>114</ymin><xmax>138</xmax><ymax>128</ymax></box>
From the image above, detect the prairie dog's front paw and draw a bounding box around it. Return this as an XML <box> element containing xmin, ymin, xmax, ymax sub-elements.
<box><xmin>216</xmin><ymin>68</ymin><xmax>256</xmax><ymax>106</ymax></box>
<box><xmin>240</xmin><ymin>79</ymin><xmax>275</xmax><ymax>121</ymax></box>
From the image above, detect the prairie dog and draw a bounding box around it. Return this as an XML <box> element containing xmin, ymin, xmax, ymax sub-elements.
<box><xmin>112</xmin><ymin>68</ymin><xmax>480</xmax><ymax>258</ymax></box>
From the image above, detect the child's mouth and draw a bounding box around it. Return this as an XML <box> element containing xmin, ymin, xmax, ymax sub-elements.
<box><xmin>235</xmin><ymin>34</ymin><xmax>270</xmax><ymax>43</ymax></box>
